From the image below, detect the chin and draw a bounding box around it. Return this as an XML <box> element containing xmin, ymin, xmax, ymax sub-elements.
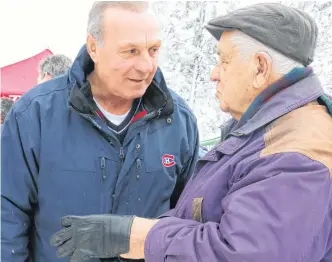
<box><xmin>126</xmin><ymin>89</ymin><xmax>147</xmax><ymax>100</ymax></box>
<box><xmin>219</xmin><ymin>102</ymin><xmax>230</xmax><ymax>113</ymax></box>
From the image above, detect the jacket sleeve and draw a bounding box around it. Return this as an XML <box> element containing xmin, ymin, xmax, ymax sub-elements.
<box><xmin>1</xmin><ymin>109</ymin><xmax>39</xmax><ymax>261</ymax></box>
<box><xmin>170</xmin><ymin>118</ymin><xmax>199</xmax><ymax>208</ymax></box>
<box><xmin>144</xmin><ymin>153</ymin><xmax>331</xmax><ymax>262</ymax></box>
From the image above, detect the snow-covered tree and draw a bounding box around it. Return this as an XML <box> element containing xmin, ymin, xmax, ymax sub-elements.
<box><xmin>152</xmin><ymin>1</ymin><xmax>332</xmax><ymax>140</ymax></box>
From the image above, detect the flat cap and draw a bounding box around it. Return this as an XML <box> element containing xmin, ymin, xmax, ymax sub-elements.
<box><xmin>205</xmin><ymin>3</ymin><xmax>318</xmax><ymax>66</ymax></box>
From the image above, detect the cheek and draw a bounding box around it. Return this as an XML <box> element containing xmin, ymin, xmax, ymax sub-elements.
<box><xmin>108</xmin><ymin>59</ymin><xmax>133</xmax><ymax>77</ymax></box>
<box><xmin>150</xmin><ymin>62</ymin><xmax>158</xmax><ymax>75</ymax></box>
<box><xmin>218</xmin><ymin>68</ymin><xmax>232</xmax><ymax>92</ymax></box>
<box><xmin>96</xmin><ymin>53</ymin><xmax>113</xmax><ymax>74</ymax></box>
<box><xmin>219</xmin><ymin>71</ymin><xmax>242</xmax><ymax>101</ymax></box>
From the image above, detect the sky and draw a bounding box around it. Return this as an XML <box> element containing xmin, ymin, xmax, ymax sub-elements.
<box><xmin>0</xmin><ymin>0</ymin><xmax>289</xmax><ymax>68</ymax></box>
<box><xmin>0</xmin><ymin>1</ymin><xmax>95</xmax><ymax>67</ymax></box>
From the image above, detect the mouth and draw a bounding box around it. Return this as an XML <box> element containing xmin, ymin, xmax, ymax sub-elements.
<box><xmin>129</xmin><ymin>79</ymin><xmax>144</xmax><ymax>83</ymax></box>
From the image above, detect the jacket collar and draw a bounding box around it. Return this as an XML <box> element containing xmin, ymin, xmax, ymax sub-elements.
<box><xmin>231</xmin><ymin>69</ymin><xmax>325</xmax><ymax>137</ymax></box>
<box><xmin>67</xmin><ymin>45</ymin><xmax>174</xmax><ymax>117</ymax></box>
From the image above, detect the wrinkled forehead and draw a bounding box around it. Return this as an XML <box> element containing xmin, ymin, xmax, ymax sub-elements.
<box><xmin>216</xmin><ymin>31</ymin><xmax>237</xmax><ymax>58</ymax></box>
<box><xmin>102</xmin><ymin>8</ymin><xmax>162</xmax><ymax>46</ymax></box>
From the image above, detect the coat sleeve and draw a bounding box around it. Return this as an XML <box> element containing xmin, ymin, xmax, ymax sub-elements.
<box><xmin>1</xmin><ymin>108</ymin><xmax>39</xmax><ymax>261</ymax></box>
<box><xmin>144</xmin><ymin>153</ymin><xmax>331</xmax><ymax>262</ymax></box>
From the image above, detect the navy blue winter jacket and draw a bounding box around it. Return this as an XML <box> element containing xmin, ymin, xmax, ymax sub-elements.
<box><xmin>1</xmin><ymin>46</ymin><xmax>199</xmax><ymax>262</ymax></box>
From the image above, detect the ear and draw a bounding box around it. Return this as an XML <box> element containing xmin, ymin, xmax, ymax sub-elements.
<box><xmin>86</xmin><ymin>34</ymin><xmax>98</xmax><ymax>63</ymax></box>
<box><xmin>38</xmin><ymin>73</ymin><xmax>52</xmax><ymax>83</ymax></box>
<box><xmin>252</xmin><ymin>52</ymin><xmax>272</xmax><ymax>89</ymax></box>
<box><xmin>44</xmin><ymin>73</ymin><xmax>52</xmax><ymax>81</ymax></box>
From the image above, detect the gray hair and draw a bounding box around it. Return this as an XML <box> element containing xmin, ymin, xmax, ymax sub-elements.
<box><xmin>1</xmin><ymin>98</ymin><xmax>14</xmax><ymax>123</ymax></box>
<box><xmin>87</xmin><ymin>1</ymin><xmax>150</xmax><ymax>44</ymax></box>
<box><xmin>39</xmin><ymin>54</ymin><xmax>72</xmax><ymax>78</ymax></box>
<box><xmin>230</xmin><ymin>30</ymin><xmax>304</xmax><ymax>75</ymax></box>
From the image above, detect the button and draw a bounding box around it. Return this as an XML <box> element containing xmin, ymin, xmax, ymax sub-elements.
<box><xmin>112</xmin><ymin>194</ymin><xmax>115</xmax><ymax>198</ymax></box>
<box><xmin>167</xmin><ymin>118</ymin><xmax>172</xmax><ymax>124</ymax></box>
<box><xmin>136</xmin><ymin>144</ymin><xmax>141</xmax><ymax>149</ymax></box>
<box><xmin>136</xmin><ymin>175</ymin><xmax>140</xmax><ymax>179</ymax></box>
<box><xmin>102</xmin><ymin>175</ymin><xmax>106</xmax><ymax>180</ymax></box>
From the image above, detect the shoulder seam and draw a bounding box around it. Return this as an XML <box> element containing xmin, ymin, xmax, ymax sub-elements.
<box><xmin>174</xmin><ymin>99</ymin><xmax>196</xmax><ymax>121</ymax></box>
<box><xmin>260</xmin><ymin>149</ymin><xmax>332</xmax><ymax>177</ymax></box>
<box><xmin>14</xmin><ymin>86</ymin><xmax>68</xmax><ymax>116</ymax></box>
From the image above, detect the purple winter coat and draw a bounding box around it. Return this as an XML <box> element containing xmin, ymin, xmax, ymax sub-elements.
<box><xmin>144</xmin><ymin>74</ymin><xmax>332</xmax><ymax>262</ymax></box>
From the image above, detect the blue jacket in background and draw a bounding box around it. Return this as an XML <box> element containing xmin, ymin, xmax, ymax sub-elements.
<box><xmin>1</xmin><ymin>46</ymin><xmax>199</xmax><ymax>262</ymax></box>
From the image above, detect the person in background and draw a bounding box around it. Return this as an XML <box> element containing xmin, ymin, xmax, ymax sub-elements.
<box><xmin>0</xmin><ymin>97</ymin><xmax>14</xmax><ymax>124</ymax></box>
<box><xmin>37</xmin><ymin>54</ymin><xmax>72</xmax><ymax>83</ymax></box>
<box><xmin>1</xmin><ymin>1</ymin><xmax>199</xmax><ymax>262</ymax></box>
<box><xmin>51</xmin><ymin>3</ymin><xmax>332</xmax><ymax>262</ymax></box>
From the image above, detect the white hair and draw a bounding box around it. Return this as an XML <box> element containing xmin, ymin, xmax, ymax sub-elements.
<box><xmin>87</xmin><ymin>1</ymin><xmax>150</xmax><ymax>44</ymax></box>
<box><xmin>230</xmin><ymin>30</ymin><xmax>304</xmax><ymax>75</ymax></box>
<box><xmin>39</xmin><ymin>54</ymin><xmax>72</xmax><ymax>78</ymax></box>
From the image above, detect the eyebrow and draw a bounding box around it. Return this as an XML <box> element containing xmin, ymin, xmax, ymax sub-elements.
<box><xmin>216</xmin><ymin>48</ymin><xmax>232</xmax><ymax>61</ymax></box>
<box><xmin>119</xmin><ymin>40</ymin><xmax>162</xmax><ymax>49</ymax></box>
<box><xmin>216</xmin><ymin>46</ymin><xmax>221</xmax><ymax>56</ymax></box>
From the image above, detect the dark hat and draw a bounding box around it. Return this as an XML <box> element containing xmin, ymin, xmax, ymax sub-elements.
<box><xmin>205</xmin><ymin>3</ymin><xmax>318</xmax><ymax>66</ymax></box>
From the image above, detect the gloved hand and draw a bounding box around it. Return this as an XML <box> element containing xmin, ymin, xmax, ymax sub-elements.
<box><xmin>50</xmin><ymin>214</ymin><xmax>135</xmax><ymax>261</ymax></box>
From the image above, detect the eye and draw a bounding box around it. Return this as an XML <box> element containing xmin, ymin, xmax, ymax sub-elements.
<box><xmin>216</xmin><ymin>61</ymin><xmax>222</xmax><ymax>67</ymax></box>
<box><xmin>149</xmin><ymin>47</ymin><xmax>160</xmax><ymax>56</ymax></box>
<box><xmin>126</xmin><ymin>49</ymin><xmax>138</xmax><ymax>55</ymax></box>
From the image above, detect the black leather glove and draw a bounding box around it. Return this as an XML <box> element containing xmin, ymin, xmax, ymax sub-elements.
<box><xmin>50</xmin><ymin>214</ymin><xmax>135</xmax><ymax>261</ymax></box>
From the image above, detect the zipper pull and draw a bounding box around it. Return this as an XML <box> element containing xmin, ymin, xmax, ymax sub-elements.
<box><xmin>136</xmin><ymin>158</ymin><xmax>142</xmax><ymax>169</ymax></box>
<box><xmin>119</xmin><ymin>147</ymin><xmax>125</xmax><ymax>160</ymax></box>
<box><xmin>101</xmin><ymin>157</ymin><xmax>106</xmax><ymax>168</ymax></box>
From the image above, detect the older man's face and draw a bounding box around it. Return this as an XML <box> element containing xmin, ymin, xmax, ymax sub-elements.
<box><xmin>210</xmin><ymin>31</ymin><xmax>256</xmax><ymax>120</ymax></box>
<box><xmin>90</xmin><ymin>8</ymin><xmax>161</xmax><ymax>100</ymax></box>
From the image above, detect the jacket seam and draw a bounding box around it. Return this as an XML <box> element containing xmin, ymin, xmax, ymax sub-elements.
<box><xmin>180</xmin><ymin>134</ymin><xmax>197</xmax><ymax>175</ymax></box>
<box><xmin>297</xmin><ymin>213</ymin><xmax>329</xmax><ymax>262</ymax></box>
<box><xmin>225</xmin><ymin>153</ymin><xmax>330</xmax><ymax>262</ymax></box>
<box><xmin>242</xmin><ymin>91</ymin><xmax>322</xmax><ymax>135</ymax></box>
<box><xmin>175</xmin><ymin>100</ymin><xmax>197</xmax><ymax>121</ymax></box>
<box><xmin>13</xmin><ymin>86</ymin><xmax>68</xmax><ymax>116</ymax></box>
<box><xmin>261</xmin><ymin>148</ymin><xmax>332</xmax><ymax>176</ymax></box>
<box><xmin>296</xmin><ymin>164</ymin><xmax>331</xmax><ymax>261</ymax></box>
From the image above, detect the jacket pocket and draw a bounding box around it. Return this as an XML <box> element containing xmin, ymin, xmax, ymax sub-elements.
<box><xmin>144</xmin><ymin>147</ymin><xmax>179</xmax><ymax>173</ymax></box>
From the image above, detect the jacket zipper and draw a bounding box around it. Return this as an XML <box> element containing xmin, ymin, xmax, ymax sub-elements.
<box><xmin>136</xmin><ymin>158</ymin><xmax>142</xmax><ymax>169</ymax></box>
<box><xmin>110</xmin><ymin>148</ymin><xmax>125</xmax><ymax>214</ymax></box>
<box><xmin>100</xmin><ymin>157</ymin><xmax>107</xmax><ymax>213</ymax></box>
<box><xmin>100</xmin><ymin>157</ymin><xmax>106</xmax><ymax>180</ymax></box>
<box><xmin>119</xmin><ymin>147</ymin><xmax>125</xmax><ymax>164</ymax></box>
<box><xmin>136</xmin><ymin>158</ymin><xmax>142</xmax><ymax>180</ymax></box>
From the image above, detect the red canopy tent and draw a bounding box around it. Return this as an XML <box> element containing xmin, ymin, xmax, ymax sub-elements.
<box><xmin>0</xmin><ymin>49</ymin><xmax>53</xmax><ymax>101</ymax></box>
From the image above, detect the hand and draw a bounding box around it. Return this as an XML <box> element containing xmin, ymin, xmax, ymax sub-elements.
<box><xmin>50</xmin><ymin>214</ymin><xmax>135</xmax><ymax>261</ymax></box>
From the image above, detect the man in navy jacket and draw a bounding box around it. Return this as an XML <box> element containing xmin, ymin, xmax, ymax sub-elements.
<box><xmin>1</xmin><ymin>2</ymin><xmax>199</xmax><ymax>261</ymax></box>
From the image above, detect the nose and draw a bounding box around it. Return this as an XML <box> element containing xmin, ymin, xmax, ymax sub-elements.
<box><xmin>135</xmin><ymin>51</ymin><xmax>154</xmax><ymax>74</ymax></box>
<box><xmin>210</xmin><ymin>66</ymin><xmax>220</xmax><ymax>82</ymax></box>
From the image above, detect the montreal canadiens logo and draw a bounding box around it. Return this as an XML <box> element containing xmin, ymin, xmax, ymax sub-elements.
<box><xmin>162</xmin><ymin>154</ymin><xmax>176</xmax><ymax>167</ymax></box>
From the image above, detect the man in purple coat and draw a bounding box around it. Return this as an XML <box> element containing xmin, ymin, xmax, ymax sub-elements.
<box><xmin>51</xmin><ymin>3</ymin><xmax>332</xmax><ymax>262</ymax></box>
